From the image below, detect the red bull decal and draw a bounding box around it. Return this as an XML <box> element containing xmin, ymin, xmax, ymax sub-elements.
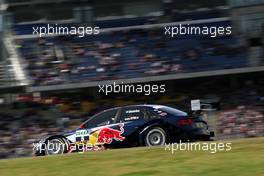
<box><xmin>70</xmin><ymin>124</ymin><xmax>126</xmax><ymax>153</ymax></box>
<box><xmin>97</xmin><ymin>124</ymin><xmax>125</xmax><ymax>144</ymax></box>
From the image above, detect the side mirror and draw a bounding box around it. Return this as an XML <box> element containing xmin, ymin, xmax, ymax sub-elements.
<box><xmin>79</xmin><ymin>124</ymin><xmax>85</xmax><ymax>129</ymax></box>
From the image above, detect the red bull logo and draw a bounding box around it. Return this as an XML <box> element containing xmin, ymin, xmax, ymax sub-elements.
<box><xmin>97</xmin><ymin>124</ymin><xmax>125</xmax><ymax>144</ymax></box>
<box><xmin>72</xmin><ymin>124</ymin><xmax>126</xmax><ymax>152</ymax></box>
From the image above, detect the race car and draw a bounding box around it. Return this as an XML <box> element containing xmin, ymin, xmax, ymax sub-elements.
<box><xmin>34</xmin><ymin>104</ymin><xmax>214</xmax><ymax>155</ymax></box>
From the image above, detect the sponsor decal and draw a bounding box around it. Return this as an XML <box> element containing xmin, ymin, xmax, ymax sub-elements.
<box><xmin>124</xmin><ymin>116</ymin><xmax>139</xmax><ymax>121</ymax></box>
<box><xmin>160</xmin><ymin>112</ymin><xmax>167</xmax><ymax>117</ymax></box>
<box><xmin>154</xmin><ymin>109</ymin><xmax>167</xmax><ymax>117</ymax></box>
<box><xmin>126</xmin><ymin>109</ymin><xmax>140</xmax><ymax>113</ymax></box>
<box><xmin>97</xmin><ymin>124</ymin><xmax>125</xmax><ymax>144</ymax></box>
<box><xmin>75</xmin><ymin>129</ymin><xmax>89</xmax><ymax>142</ymax></box>
<box><xmin>74</xmin><ymin>124</ymin><xmax>126</xmax><ymax>146</ymax></box>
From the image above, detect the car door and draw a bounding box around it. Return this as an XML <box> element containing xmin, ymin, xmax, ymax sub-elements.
<box><xmin>75</xmin><ymin>108</ymin><xmax>119</xmax><ymax>144</ymax></box>
<box><xmin>114</xmin><ymin>106</ymin><xmax>148</xmax><ymax>137</ymax></box>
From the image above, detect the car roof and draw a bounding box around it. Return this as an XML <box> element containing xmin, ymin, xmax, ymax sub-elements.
<box><xmin>119</xmin><ymin>104</ymin><xmax>170</xmax><ymax>109</ymax></box>
<box><xmin>102</xmin><ymin>104</ymin><xmax>180</xmax><ymax>112</ymax></box>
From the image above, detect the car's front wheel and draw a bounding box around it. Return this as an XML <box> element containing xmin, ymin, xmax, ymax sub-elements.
<box><xmin>144</xmin><ymin>127</ymin><xmax>166</xmax><ymax>147</ymax></box>
<box><xmin>45</xmin><ymin>137</ymin><xmax>67</xmax><ymax>155</ymax></box>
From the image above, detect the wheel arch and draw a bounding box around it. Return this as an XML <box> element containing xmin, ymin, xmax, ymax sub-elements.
<box><xmin>45</xmin><ymin>135</ymin><xmax>69</xmax><ymax>143</ymax></box>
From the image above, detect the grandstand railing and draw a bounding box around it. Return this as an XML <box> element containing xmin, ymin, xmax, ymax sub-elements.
<box><xmin>27</xmin><ymin>65</ymin><xmax>264</xmax><ymax>92</ymax></box>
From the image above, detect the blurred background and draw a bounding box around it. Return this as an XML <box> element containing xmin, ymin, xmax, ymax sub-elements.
<box><xmin>0</xmin><ymin>0</ymin><xmax>263</xmax><ymax>159</ymax></box>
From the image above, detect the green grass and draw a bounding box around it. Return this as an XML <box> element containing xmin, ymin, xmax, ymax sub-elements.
<box><xmin>0</xmin><ymin>137</ymin><xmax>263</xmax><ymax>176</ymax></box>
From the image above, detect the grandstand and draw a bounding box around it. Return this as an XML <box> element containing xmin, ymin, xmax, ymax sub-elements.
<box><xmin>0</xmin><ymin>0</ymin><xmax>262</xmax><ymax>92</ymax></box>
<box><xmin>13</xmin><ymin>19</ymin><xmax>248</xmax><ymax>86</ymax></box>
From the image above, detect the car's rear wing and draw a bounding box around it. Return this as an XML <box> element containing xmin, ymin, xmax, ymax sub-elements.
<box><xmin>191</xmin><ymin>99</ymin><xmax>220</xmax><ymax>112</ymax></box>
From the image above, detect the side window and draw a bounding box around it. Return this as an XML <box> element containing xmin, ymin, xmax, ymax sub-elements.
<box><xmin>85</xmin><ymin>109</ymin><xmax>117</xmax><ymax>128</ymax></box>
<box><xmin>118</xmin><ymin>107</ymin><xmax>145</xmax><ymax>122</ymax></box>
<box><xmin>146</xmin><ymin>108</ymin><xmax>160</xmax><ymax>119</ymax></box>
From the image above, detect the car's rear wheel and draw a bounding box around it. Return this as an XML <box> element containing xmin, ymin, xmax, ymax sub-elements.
<box><xmin>144</xmin><ymin>127</ymin><xmax>166</xmax><ymax>147</ymax></box>
<box><xmin>45</xmin><ymin>137</ymin><xmax>66</xmax><ymax>155</ymax></box>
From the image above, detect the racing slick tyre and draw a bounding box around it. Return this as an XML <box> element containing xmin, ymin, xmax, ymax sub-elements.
<box><xmin>45</xmin><ymin>137</ymin><xmax>67</xmax><ymax>155</ymax></box>
<box><xmin>144</xmin><ymin>127</ymin><xmax>167</xmax><ymax>147</ymax></box>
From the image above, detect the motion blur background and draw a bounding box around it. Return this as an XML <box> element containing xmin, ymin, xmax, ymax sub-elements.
<box><xmin>0</xmin><ymin>0</ymin><xmax>263</xmax><ymax>159</ymax></box>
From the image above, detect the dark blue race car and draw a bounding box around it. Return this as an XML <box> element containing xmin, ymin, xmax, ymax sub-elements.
<box><xmin>35</xmin><ymin>104</ymin><xmax>214</xmax><ymax>155</ymax></box>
